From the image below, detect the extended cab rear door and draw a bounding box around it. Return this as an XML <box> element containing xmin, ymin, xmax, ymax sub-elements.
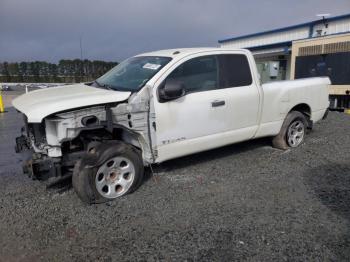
<box><xmin>153</xmin><ymin>51</ymin><xmax>260</xmax><ymax>162</ymax></box>
<box><xmin>216</xmin><ymin>53</ymin><xmax>260</xmax><ymax>135</ymax></box>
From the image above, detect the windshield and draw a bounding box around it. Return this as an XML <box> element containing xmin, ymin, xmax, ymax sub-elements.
<box><xmin>95</xmin><ymin>56</ymin><xmax>172</xmax><ymax>92</ymax></box>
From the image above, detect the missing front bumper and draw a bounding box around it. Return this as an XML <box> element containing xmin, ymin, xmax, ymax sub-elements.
<box><xmin>15</xmin><ymin>135</ymin><xmax>30</xmax><ymax>153</ymax></box>
<box><xmin>15</xmin><ymin>134</ymin><xmax>61</xmax><ymax>180</ymax></box>
<box><xmin>22</xmin><ymin>155</ymin><xmax>62</xmax><ymax>180</ymax></box>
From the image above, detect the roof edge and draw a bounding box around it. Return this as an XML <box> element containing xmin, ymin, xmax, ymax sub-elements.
<box><xmin>218</xmin><ymin>13</ymin><xmax>350</xmax><ymax>43</ymax></box>
<box><xmin>247</xmin><ymin>41</ymin><xmax>292</xmax><ymax>51</ymax></box>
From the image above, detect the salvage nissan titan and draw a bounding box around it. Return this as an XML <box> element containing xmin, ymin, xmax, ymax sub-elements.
<box><xmin>13</xmin><ymin>48</ymin><xmax>330</xmax><ymax>203</ymax></box>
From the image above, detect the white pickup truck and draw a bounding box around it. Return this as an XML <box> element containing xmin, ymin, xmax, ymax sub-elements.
<box><xmin>13</xmin><ymin>48</ymin><xmax>330</xmax><ymax>204</ymax></box>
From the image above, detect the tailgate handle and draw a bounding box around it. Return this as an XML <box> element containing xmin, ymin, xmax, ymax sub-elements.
<box><xmin>211</xmin><ymin>100</ymin><xmax>225</xmax><ymax>107</ymax></box>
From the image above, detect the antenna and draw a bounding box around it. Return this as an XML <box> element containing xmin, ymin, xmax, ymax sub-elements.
<box><xmin>316</xmin><ymin>13</ymin><xmax>330</xmax><ymax>20</ymax></box>
<box><xmin>316</xmin><ymin>14</ymin><xmax>331</xmax><ymax>29</ymax></box>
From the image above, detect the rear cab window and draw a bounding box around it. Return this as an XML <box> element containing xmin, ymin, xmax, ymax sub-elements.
<box><xmin>218</xmin><ymin>54</ymin><xmax>252</xmax><ymax>88</ymax></box>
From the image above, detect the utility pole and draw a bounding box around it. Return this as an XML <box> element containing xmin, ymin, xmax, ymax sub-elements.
<box><xmin>79</xmin><ymin>36</ymin><xmax>84</xmax><ymax>81</ymax></box>
<box><xmin>79</xmin><ymin>36</ymin><xmax>83</xmax><ymax>61</ymax></box>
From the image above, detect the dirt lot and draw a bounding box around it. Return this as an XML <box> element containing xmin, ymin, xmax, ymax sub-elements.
<box><xmin>0</xmin><ymin>101</ymin><xmax>350</xmax><ymax>261</ymax></box>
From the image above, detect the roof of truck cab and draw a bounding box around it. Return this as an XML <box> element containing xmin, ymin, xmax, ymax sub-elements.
<box><xmin>136</xmin><ymin>47</ymin><xmax>248</xmax><ymax>59</ymax></box>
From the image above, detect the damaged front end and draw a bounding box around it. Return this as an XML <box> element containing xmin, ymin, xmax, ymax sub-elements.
<box><xmin>14</xmin><ymin>86</ymin><xmax>155</xmax><ymax>181</ymax></box>
<box><xmin>15</xmin><ymin>115</ymin><xmax>63</xmax><ymax>180</ymax></box>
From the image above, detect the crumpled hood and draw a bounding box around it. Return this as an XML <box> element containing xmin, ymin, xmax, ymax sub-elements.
<box><xmin>12</xmin><ymin>83</ymin><xmax>131</xmax><ymax>123</ymax></box>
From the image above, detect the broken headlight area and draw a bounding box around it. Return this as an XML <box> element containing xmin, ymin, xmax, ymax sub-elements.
<box><xmin>15</xmin><ymin>120</ymin><xmax>48</xmax><ymax>153</ymax></box>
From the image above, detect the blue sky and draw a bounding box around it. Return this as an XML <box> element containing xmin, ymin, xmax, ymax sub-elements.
<box><xmin>0</xmin><ymin>0</ymin><xmax>349</xmax><ymax>62</ymax></box>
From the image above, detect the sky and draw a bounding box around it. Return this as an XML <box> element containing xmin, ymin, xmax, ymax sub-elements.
<box><xmin>0</xmin><ymin>0</ymin><xmax>349</xmax><ymax>63</ymax></box>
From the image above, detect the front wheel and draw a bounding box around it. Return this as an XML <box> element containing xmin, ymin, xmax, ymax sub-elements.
<box><xmin>72</xmin><ymin>141</ymin><xmax>144</xmax><ymax>204</ymax></box>
<box><xmin>272</xmin><ymin>111</ymin><xmax>308</xmax><ymax>150</ymax></box>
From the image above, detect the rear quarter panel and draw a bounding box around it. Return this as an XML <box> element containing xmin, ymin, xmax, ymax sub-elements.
<box><xmin>255</xmin><ymin>77</ymin><xmax>330</xmax><ymax>138</ymax></box>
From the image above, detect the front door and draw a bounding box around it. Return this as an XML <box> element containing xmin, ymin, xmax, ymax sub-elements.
<box><xmin>153</xmin><ymin>52</ymin><xmax>260</xmax><ymax>162</ymax></box>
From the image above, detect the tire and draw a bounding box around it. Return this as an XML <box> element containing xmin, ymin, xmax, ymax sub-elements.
<box><xmin>272</xmin><ymin>111</ymin><xmax>308</xmax><ymax>150</ymax></box>
<box><xmin>72</xmin><ymin>141</ymin><xmax>144</xmax><ymax>204</ymax></box>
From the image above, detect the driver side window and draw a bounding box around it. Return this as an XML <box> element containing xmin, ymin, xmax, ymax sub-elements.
<box><xmin>166</xmin><ymin>55</ymin><xmax>218</xmax><ymax>94</ymax></box>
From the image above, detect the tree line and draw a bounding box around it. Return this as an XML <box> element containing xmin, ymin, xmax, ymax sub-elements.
<box><xmin>0</xmin><ymin>59</ymin><xmax>118</xmax><ymax>83</ymax></box>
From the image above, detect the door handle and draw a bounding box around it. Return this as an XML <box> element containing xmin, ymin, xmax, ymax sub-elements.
<box><xmin>211</xmin><ymin>100</ymin><xmax>225</xmax><ymax>107</ymax></box>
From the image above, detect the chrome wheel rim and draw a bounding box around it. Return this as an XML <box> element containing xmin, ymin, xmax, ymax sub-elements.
<box><xmin>95</xmin><ymin>157</ymin><xmax>135</xmax><ymax>199</ymax></box>
<box><xmin>287</xmin><ymin>120</ymin><xmax>305</xmax><ymax>147</ymax></box>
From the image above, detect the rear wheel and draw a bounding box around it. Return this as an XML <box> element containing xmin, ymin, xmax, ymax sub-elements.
<box><xmin>286</xmin><ymin>119</ymin><xmax>305</xmax><ymax>147</ymax></box>
<box><xmin>272</xmin><ymin>111</ymin><xmax>308</xmax><ymax>150</ymax></box>
<box><xmin>72</xmin><ymin>141</ymin><xmax>144</xmax><ymax>204</ymax></box>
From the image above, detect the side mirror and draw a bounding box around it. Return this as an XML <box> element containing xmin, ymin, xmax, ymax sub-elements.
<box><xmin>158</xmin><ymin>79</ymin><xmax>185</xmax><ymax>102</ymax></box>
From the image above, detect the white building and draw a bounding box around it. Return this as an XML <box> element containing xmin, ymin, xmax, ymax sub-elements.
<box><xmin>218</xmin><ymin>13</ymin><xmax>350</xmax><ymax>84</ymax></box>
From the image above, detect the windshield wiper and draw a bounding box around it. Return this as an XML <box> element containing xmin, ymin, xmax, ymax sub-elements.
<box><xmin>93</xmin><ymin>80</ymin><xmax>113</xmax><ymax>90</ymax></box>
<box><xmin>93</xmin><ymin>80</ymin><xmax>129</xmax><ymax>92</ymax></box>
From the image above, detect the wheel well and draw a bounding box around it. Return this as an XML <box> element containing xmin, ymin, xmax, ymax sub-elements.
<box><xmin>112</xmin><ymin>127</ymin><xmax>143</xmax><ymax>150</ymax></box>
<box><xmin>62</xmin><ymin>127</ymin><xmax>143</xmax><ymax>153</ymax></box>
<box><xmin>290</xmin><ymin>103</ymin><xmax>311</xmax><ymax>118</ymax></box>
<box><xmin>289</xmin><ymin>103</ymin><xmax>313</xmax><ymax>129</ymax></box>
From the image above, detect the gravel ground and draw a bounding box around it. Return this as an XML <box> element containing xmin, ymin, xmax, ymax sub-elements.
<box><xmin>0</xmin><ymin>105</ymin><xmax>349</xmax><ymax>261</ymax></box>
